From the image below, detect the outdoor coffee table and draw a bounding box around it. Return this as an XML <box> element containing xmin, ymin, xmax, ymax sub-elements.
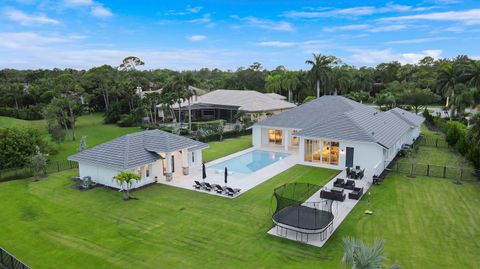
<box><xmin>331</xmin><ymin>186</ymin><xmax>344</xmax><ymax>193</ymax></box>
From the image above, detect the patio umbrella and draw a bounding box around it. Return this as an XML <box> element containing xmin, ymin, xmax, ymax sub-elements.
<box><xmin>202</xmin><ymin>163</ymin><xmax>207</xmax><ymax>183</ymax></box>
<box><xmin>224</xmin><ymin>167</ymin><xmax>228</xmax><ymax>187</ymax></box>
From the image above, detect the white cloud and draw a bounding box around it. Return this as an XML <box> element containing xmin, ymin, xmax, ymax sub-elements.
<box><xmin>256</xmin><ymin>41</ymin><xmax>297</xmax><ymax>47</ymax></box>
<box><xmin>349</xmin><ymin>48</ymin><xmax>442</xmax><ymax>65</ymax></box>
<box><xmin>367</xmin><ymin>24</ymin><xmax>408</xmax><ymax>32</ymax></box>
<box><xmin>232</xmin><ymin>16</ymin><xmax>295</xmax><ymax>32</ymax></box>
<box><xmin>386</xmin><ymin>37</ymin><xmax>450</xmax><ymax>44</ymax></box>
<box><xmin>379</xmin><ymin>9</ymin><xmax>480</xmax><ymax>25</ymax></box>
<box><xmin>323</xmin><ymin>24</ymin><xmax>370</xmax><ymax>32</ymax></box>
<box><xmin>63</xmin><ymin>0</ymin><xmax>93</xmax><ymax>6</ymax></box>
<box><xmin>4</xmin><ymin>7</ymin><xmax>59</xmax><ymax>25</ymax></box>
<box><xmin>0</xmin><ymin>32</ymin><xmax>85</xmax><ymax>49</ymax></box>
<box><xmin>284</xmin><ymin>3</ymin><xmax>433</xmax><ymax>19</ymax></box>
<box><xmin>91</xmin><ymin>4</ymin><xmax>112</xmax><ymax>18</ymax></box>
<box><xmin>165</xmin><ymin>6</ymin><xmax>203</xmax><ymax>16</ymax></box>
<box><xmin>187</xmin><ymin>35</ymin><xmax>206</xmax><ymax>41</ymax></box>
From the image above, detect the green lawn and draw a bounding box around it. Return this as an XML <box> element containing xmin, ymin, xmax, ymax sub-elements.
<box><xmin>0</xmin><ymin>116</ymin><xmax>44</xmax><ymax>129</ymax></box>
<box><xmin>202</xmin><ymin>135</ymin><xmax>252</xmax><ymax>163</ymax></box>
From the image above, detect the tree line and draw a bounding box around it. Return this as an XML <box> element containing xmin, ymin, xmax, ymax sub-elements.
<box><xmin>1</xmin><ymin>54</ymin><xmax>479</xmax><ymax>139</ymax></box>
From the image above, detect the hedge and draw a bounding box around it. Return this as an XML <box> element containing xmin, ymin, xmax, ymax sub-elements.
<box><xmin>191</xmin><ymin>120</ymin><xmax>226</xmax><ymax>131</ymax></box>
<box><xmin>0</xmin><ymin>106</ymin><xmax>44</xmax><ymax>120</ymax></box>
<box><xmin>198</xmin><ymin>129</ymin><xmax>251</xmax><ymax>143</ymax></box>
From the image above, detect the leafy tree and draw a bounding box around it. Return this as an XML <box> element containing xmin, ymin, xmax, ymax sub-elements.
<box><xmin>119</xmin><ymin>56</ymin><xmax>145</xmax><ymax>71</ymax></box>
<box><xmin>0</xmin><ymin>128</ymin><xmax>49</xmax><ymax>169</ymax></box>
<box><xmin>303</xmin><ymin>96</ymin><xmax>316</xmax><ymax>103</ymax></box>
<box><xmin>113</xmin><ymin>170</ymin><xmax>142</xmax><ymax>200</ymax></box>
<box><xmin>463</xmin><ymin>60</ymin><xmax>480</xmax><ymax>90</ymax></box>
<box><xmin>305</xmin><ymin>53</ymin><xmax>339</xmax><ymax>98</ymax></box>
<box><xmin>281</xmin><ymin>71</ymin><xmax>299</xmax><ymax>102</ymax></box>
<box><xmin>375</xmin><ymin>92</ymin><xmax>396</xmax><ymax>110</ymax></box>
<box><xmin>399</xmin><ymin>88</ymin><xmax>440</xmax><ymax>113</ymax></box>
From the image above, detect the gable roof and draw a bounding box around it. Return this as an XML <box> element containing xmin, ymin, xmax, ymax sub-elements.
<box><xmin>388</xmin><ymin>107</ymin><xmax>425</xmax><ymax>127</ymax></box>
<box><xmin>255</xmin><ymin>96</ymin><xmax>413</xmax><ymax>148</ymax></box>
<box><xmin>68</xmin><ymin>130</ymin><xmax>208</xmax><ymax>170</ymax></box>
<box><xmin>168</xmin><ymin>89</ymin><xmax>295</xmax><ymax>112</ymax></box>
<box><xmin>264</xmin><ymin>92</ymin><xmax>287</xmax><ymax>100</ymax></box>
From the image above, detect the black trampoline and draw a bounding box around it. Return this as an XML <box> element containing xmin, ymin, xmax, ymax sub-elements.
<box><xmin>271</xmin><ymin>183</ymin><xmax>336</xmax><ymax>242</ymax></box>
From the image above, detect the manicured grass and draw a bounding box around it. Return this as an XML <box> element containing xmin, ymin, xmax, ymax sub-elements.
<box><xmin>49</xmin><ymin>114</ymin><xmax>141</xmax><ymax>161</ymax></box>
<box><xmin>0</xmin><ymin>166</ymin><xmax>340</xmax><ymax>269</ymax></box>
<box><xmin>202</xmin><ymin>135</ymin><xmax>252</xmax><ymax>163</ymax></box>
<box><xmin>0</xmin><ymin>116</ymin><xmax>44</xmax><ymax>129</ymax></box>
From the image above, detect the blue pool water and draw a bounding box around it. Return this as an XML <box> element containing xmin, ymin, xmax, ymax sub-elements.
<box><xmin>209</xmin><ymin>150</ymin><xmax>290</xmax><ymax>174</ymax></box>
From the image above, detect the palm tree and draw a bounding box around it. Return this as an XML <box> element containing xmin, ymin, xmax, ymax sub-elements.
<box><xmin>184</xmin><ymin>86</ymin><xmax>198</xmax><ymax>131</ymax></box>
<box><xmin>265</xmin><ymin>74</ymin><xmax>283</xmax><ymax>94</ymax></box>
<box><xmin>168</xmin><ymin>74</ymin><xmax>196</xmax><ymax>128</ymax></box>
<box><xmin>113</xmin><ymin>170</ymin><xmax>141</xmax><ymax>200</ymax></box>
<box><xmin>305</xmin><ymin>53</ymin><xmax>339</xmax><ymax>98</ymax></box>
<box><xmin>342</xmin><ymin>237</ymin><xmax>401</xmax><ymax>269</ymax></box>
<box><xmin>281</xmin><ymin>71</ymin><xmax>299</xmax><ymax>102</ymax></box>
<box><xmin>463</xmin><ymin>60</ymin><xmax>480</xmax><ymax>90</ymax></box>
<box><xmin>436</xmin><ymin>62</ymin><xmax>459</xmax><ymax>108</ymax></box>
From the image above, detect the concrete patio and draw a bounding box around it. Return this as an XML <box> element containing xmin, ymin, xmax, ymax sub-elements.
<box><xmin>159</xmin><ymin>146</ymin><xmax>299</xmax><ymax>198</ymax></box>
<box><xmin>267</xmin><ymin>169</ymin><xmax>373</xmax><ymax>248</ymax></box>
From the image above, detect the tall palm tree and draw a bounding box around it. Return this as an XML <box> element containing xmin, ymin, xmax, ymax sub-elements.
<box><xmin>184</xmin><ymin>86</ymin><xmax>198</xmax><ymax>131</ymax></box>
<box><xmin>463</xmin><ymin>60</ymin><xmax>480</xmax><ymax>90</ymax></box>
<box><xmin>170</xmin><ymin>74</ymin><xmax>196</xmax><ymax>128</ymax></box>
<box><xmin>436</xmin><ymin>62</ymin><xmax>458</xmax><ymax>108</ymax></box>
<box><xmin>281</xmin><ymin>71</ymin><xmax>299</xmax><ymax>102</ymax></box>
<box><xmin>305</xmin><ymin>53</ymin><xmax>339</xmax><ymax>98</ymax></box>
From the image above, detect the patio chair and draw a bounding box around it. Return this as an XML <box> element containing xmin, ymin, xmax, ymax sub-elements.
<box><xmin>346</xmin><ymin>167</ymin><xmax>351</xmax><ymax>175</ymax></box>
<box><xmin>193</xmin><ymin>180</ymin><xmax>204</xmax><ymax>190</ymax></box>
<box><xmin>348</xmin><ymin>187</ymin><xmax>364</xmax><ymax>200</ymax></box>
<box><xmin>204</xmin><ymin>182</ymin><xmax>214</xmax><ymax>191</ymax></box>
<box><xmin>358</xmin><ymin>169</ymin><xmax>365</xmax><ymax>179</ymax></box>
<box><xmin>355</xmin><ymin>165</ymin><xmax>360</xmax><ymax>170</ymax></box>
<box><xmin>225</xmin><ymin>187</ymin><xmax>241</xmax><ymax>196</ymax></box>
<box><xmin>345</xmin><ymin>179</ymin><xmax>355</xmax><ymax>190</ymax></box>
<box><xmin>333</xmin><ymin>178</ymin><xmax>345</xmax><ymax>188</ymax></box>
<box><xmin>214</xmin><ymin>185</ymin><xmax>225</xmax><ymax>194</ymax></box>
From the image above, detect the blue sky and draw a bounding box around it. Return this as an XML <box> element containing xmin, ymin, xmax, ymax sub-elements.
<box><xmin>1</xmin><ymin>0</ymin><xmax>479</xmax><ymax>70</ymax></box>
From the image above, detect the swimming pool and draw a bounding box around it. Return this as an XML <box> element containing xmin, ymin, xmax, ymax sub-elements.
<box><xmin>209</xmin><ymin>150</ymin><xmax>290</xmax><ymax>174</ymax></box>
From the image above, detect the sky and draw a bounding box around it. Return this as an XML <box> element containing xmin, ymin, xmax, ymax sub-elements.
<box><xmin>0</xmin><ymin>0</ymin><xmax>479</xmax><ymax>70</ymax></box>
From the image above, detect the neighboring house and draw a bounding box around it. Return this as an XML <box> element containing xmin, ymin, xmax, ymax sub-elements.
<box><xmin>251</xmin><ymin>96</ymin><xmax>424</xmax><ymax>176</ymax></box>
<box><xmin>68</xmin><ymin>130</ymin><xmax>208</xmax><ymax>189</ymax></box>
<box><xmin>167</xmin><ymin>89</ymin><xmax>296</xmax><ymax>123</ymax></box>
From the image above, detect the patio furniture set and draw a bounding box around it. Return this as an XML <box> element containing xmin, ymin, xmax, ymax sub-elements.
<box><xmin>193</xmin><ymin>181</ymin><xmax>241</xmax><ymax>197</ymax></box>
<box><xmin>320</xmin><ymin>166</ymin><xmax>365</xmax><ymax>202</ymax></box>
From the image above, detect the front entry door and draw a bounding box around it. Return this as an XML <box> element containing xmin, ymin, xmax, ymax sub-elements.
<box><xmin>345</xmin><ymin>147</ymin><xmax>354</xmax><ymax>167</ymax></box>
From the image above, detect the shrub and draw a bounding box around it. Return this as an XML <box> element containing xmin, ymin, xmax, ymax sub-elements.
<box><xmin>0</xmin><ymin>105</ymin><xmax>44</xmax><ymax>120</ymax></box>
<box><xmin>117</xmin><ymin>107</ymin><xmax>145</xmax><ymax>127</ymax></box>
<box><xmin>422</xmin><ymin>108</ymin><xmax>434</xmax><ymax>124</ymax></box>
<box><xmin>191</xmin><ymin>120</ymin><xmax>226</xmax><ymax>131</ymax></box>
<box><xmin>104</xmin><ymin>102</ymin><xmax>124</xmax><ymax>124</ymax></box>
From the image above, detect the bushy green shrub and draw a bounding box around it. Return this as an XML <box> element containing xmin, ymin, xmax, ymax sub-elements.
<box><xmin>117</xmin><ymin>107</ymin><xmax>144</xmax><ymax>127</ymax></box>
<box><xmin>422</xmin><ymin>109</ymin><xmax>434</xmax><ymax>124</ymax></box>
<box><xmin>191</xmin><ymin>120</ymin><xmax>226</xmax><ymax>131</ymax></box>
<box><xmin>0</xmin><ymin>105</ymin><xmax>44</xmax><ymax>120</ymax></box>
<box><xmin>104</xmin><ymin>102</ymin><xmax>124</xmax><ymax>124</ymax></box>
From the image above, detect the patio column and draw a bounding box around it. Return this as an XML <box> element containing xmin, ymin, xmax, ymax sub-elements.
<box><xmin>284</xmin><ymin>129</ymin><xmax>289</xmax><ymax>151</ymax></box>
<box><xmin>165</xmin><ymin>152</ymin><xmax>172</xmax><ymax>181</ymax></box>
<box><xmin>181</xmin><ymin>149</ymin><xmax>189</xmax><ymax>175</ymax></box>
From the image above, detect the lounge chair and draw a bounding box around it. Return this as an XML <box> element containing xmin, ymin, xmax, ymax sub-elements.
<box><xmin>193</xmin><ymin>181</ymin><xmax>205</xmax><ymax>190</ymax></box>
<box><xmin>225</xmin><ymin>187</ymin><xmax>241</xmax><ymax>196</ymax></box>
<box><xmin>345</xmin><ymin>179</ymin><xmax>355</xmax><ymax>190</ymax></box>
<box><xmin>214</xmin><ymin>185</ymin><xmax>225</xmax><ymax>194</ymax></box>
<box><xmin>333</xmin><ymin>178</ymin><xmax>345</xmax><ymax>188</ymax></box>
<box><xmin>204</xmin><ymin>182</ymin><xmax>214</xmax><ymax>191</ymax></box>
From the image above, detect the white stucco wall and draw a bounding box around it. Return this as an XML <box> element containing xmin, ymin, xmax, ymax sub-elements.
<box><xmin>252</xmin><ymin>126</ymin><xmax>262</xmax><ymax>148</ymax></box>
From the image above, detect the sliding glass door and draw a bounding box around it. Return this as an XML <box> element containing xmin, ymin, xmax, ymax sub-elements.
<box><xmin>305</xmin><ymin>139</ymin><xmax>339</xmax><ymax>165</ymax></box>
<box><xmin>268</xmin><ymin>129</ymin><xmax>282</xmax><ymax>145</ymax></box>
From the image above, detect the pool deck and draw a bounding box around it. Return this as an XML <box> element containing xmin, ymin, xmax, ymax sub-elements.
<box><xmin>267</xmin><ymin>169</ymin><xmax>373</xmax><ymax>248</ymax></box>
<box><xmin>159</xmin><ymin>146</ymin><xmax>299</xmax><ymax>198</ymax></box>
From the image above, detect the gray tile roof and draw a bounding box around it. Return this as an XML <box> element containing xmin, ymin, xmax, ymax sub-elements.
<box><xmin>168</xmin><ymin>89</ymin><xmax>296</xmax><ymax>112</ymax></box>
<box><xmin>255</xmin><ymin>96</ymin><xmax>414</xmax><ymax>148</ymax></box>
<box><xmin>68</xmin><ymin>130</ymin><xmax>208</xmax><ymax>170</ymax></box>
<box><xmin>388</xmin><ymin>107</ymin><xmax>425</xmax><ymax>127</ymax></box>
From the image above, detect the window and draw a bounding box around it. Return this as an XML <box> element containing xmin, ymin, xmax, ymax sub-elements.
<box><xmin>268</xmin><ymin>129</ymin><xmax>282</xmax><ymax>145</ymax></box>
<box><xmin>136</xmin><ymin>167</ymin><xmax>144</xmax><ymax>177</ymax></box>
<box><xmin>191</xmin><ymin>152</ymin><xmax>195</xmax><ymax>163</ymax></box>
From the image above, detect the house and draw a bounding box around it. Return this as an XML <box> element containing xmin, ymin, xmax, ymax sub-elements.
<box><xmin>168</xmin><ymin>89</ymin><xmax>296</xmax><ymax>123</ymax></box>
<box><xmin>68</xmin><ymin>130</ymin><xmax>208</xmax><ymax>189</ymax></box>
<box><xmin>251</xmin><ymin>96</ymin><xmax>424</xmax><ymax>176</ymax></box>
